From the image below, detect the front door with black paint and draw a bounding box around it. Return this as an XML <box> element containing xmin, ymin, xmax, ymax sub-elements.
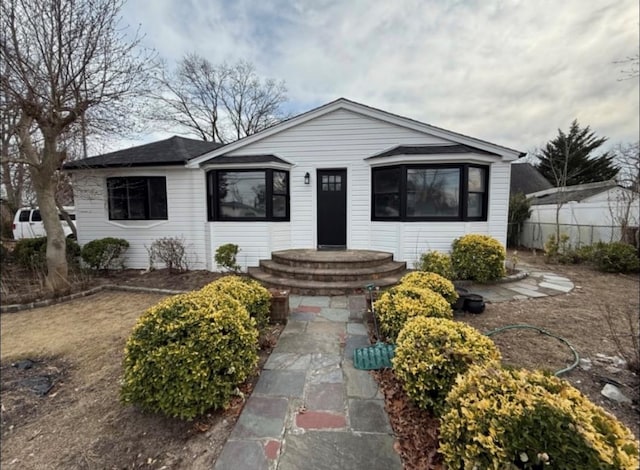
<box><xmin>317</xmin><ymin>169</ymin><xmax>347</xmax><ymax>249</ymax></box>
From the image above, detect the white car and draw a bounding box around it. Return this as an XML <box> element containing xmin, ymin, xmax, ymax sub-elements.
<box><xmin>12</xmin><ymin>207</ymin><xmax>77</xmax><ymax>240</ymax></box>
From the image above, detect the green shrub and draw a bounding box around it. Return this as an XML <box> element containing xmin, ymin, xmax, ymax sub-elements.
<box><xmin>81</xmin><ymin>237</ymin><xmax>129</xmax><ymax>270</ymax></box>
<box><xmin>13</xmin><ymin>237</ymin><xmax>80</xmax><ymax>270</ymax></box>
<box><xmin>451</xmin><ymin>234</ymin><xmax>506</xmax><ymax>282</ymax></box>
<box><xmin>507</xmin><ymin>192</ymin><xmax>532</xmax><ymax>247</ymax></box>
<box><xmin>215</xmin><ymin>243</ymin><xmax>241</xmax><ymax>272</ymax></box>
<box><xmin>399</xmin><ymin>271</ymin><xmax>458</xmax><ymax>305</ymax></box>
<box><xmin>392</xmin><ymin>317</ymin><xmax>500</xmax><ymax>415</ymax></box>
<box><xmin>375</xmin><ymin>285</ymin><xmax>452</xmax><ymax>343</ymax></box>
<box><xmin>415</xmin><ymin>250</ymin><xmax>454</xmax><ymax>279</ymax></box>
<box><xmin>590</xmin><ymin>242</ymin><xmax>639</xmax><ymax>273</ymax></box>
<box><xmin>200</xmin><ymin>276</ymin><xmax>271</xmax><ymax>330</ymax></box>
<box><xmin>544</xmin><ymin>233</ymin><xmax>583</xmax><ymax>264</ymax></box>
<box><xmin>440</xmin><ymin>365</ymin><xmax>639</xmax><ymax>469</ymax></box>
<box><xmin>121</xmin><ymin>291</ymin><xmax>259</xmax><ymax>420</ymax></box>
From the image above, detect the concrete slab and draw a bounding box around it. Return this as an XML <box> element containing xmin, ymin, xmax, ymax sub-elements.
<box><xmin>306</xmin><ymin>321</ymin><xmax>345</xmax><ymax>336</ymax></box>
<box><xmin>347</xmin><ymin>322</ymin><xmax>368</xmax><ymax>336</ymax></box>
<box><xmin>308</xmin><ymin>353</ymin><xmax>343</xmax><ymax>384</ymax></box>
<box><xmin>288</xmin><ymin>312</ymin><xmax>316</xmax><ymax>322</ymax></box>
<box><xmin>330</xmin><ymin>296</ymin><xmax>349</xmax><ymax>308</ymax></box>
<box><xmin>306</xmin><ymin>383</ymin><xmax>345</xmax><ymax>411</ymax></box>
<box><xmin>343</xmin><ymin>362</ymin><xmax>381</xmax><ymax>399</ymax></box>
<box><xmin>253</xmin><ymin>370</ymin><xmax>306</xmax><ymax>398</ymax></box>
<box><xmin>538</xmin><ymin>281</ymin><xmax>573</xmax><ymax>293</ymax></box>
<box><xmin>214</xmin><ymin>440</ymin><xmax>269</xmax><ymax>470</ymax></box>
<box><xmin>348</xmin><ymin>399</ymin><xmax>392</xmax><ymax>433</ymax></box>
<box><xmin>275</xmin><ymin>333</ymin><xmax>341</xmax><ymax>355</ymax></box>
<box><xmin>506</xmin><ymin>286</ymin><xmax>549</xmax><ymax>298</ymax></box>
<box><xmin>344</xmin><ymin>334</ymin><xmax>371</xmax><ymax>361</ymax></box>
<box><xmin>278</xmin><ymin>432</ymin><xmax>402</xmax><ymax>470</ymax></box>
<box><xmin>264</xmin><ymin>353</ymin><xmax>311</xmax><ymax>371</ymax></box>
<box><xmin>230</xmin><ymin>396</ymin><xmax>289</xmax><ymax>439</ymax></box>
<box><xmin>299</xmin><ymin>296</ymin><xmax>331</xmax><ymax>307</ymax></box>
<box><xmin>318</xmin><ymin>307</ymin><xmax>351</xmax><ymax>322</ymax></box>
<box><xmin>288</xmin><ymin>295</ymin><xmax>303</xmax><ymax>309</ymax></box>
<box><xmin>279</xmin><ymin>321</ymin><xmax>307</xmax><ymax>335</ymax></box>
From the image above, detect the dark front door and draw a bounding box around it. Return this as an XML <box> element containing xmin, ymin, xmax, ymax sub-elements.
<box><xmin>317</xmin><ymin>169</ymin><xmax>347</xmax><ymax>249</ymax></box>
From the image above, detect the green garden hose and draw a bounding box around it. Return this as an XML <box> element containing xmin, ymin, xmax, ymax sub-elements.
<box><xmin>484</xmin><ymin>324</ymin><xmax>580</xmax><ymax>376</ymax></box>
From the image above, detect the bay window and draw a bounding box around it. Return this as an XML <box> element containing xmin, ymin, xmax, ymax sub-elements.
<box><xmin>372</xmin><ymin>164</ymin><xmax>488</xmax><ymax>221</ymax></box>
<box><xmin>207</xmin><ymin>169</ymin><xmax>290</xmax><ymax>221</ymax></box>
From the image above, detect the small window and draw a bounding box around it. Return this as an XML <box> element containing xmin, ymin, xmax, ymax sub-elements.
<box><xmin>31</xmin><ymin>210</ymin><xmax>42</xmax><ymax>222</ymax></box>
<box><xmin>373</xmin><ymin>167</ymin><xmax>401</xmax><ymax>218</ymax></box>
<box><xmin>18</xmin><ymin>210</ymin><xmax>30</xmax><ymax>222</ymax></box>
<box><xmin>466</xmin><ymin>167</ymin><xmax>487</xmax><ymax>219</ymax></box>
<box><xmin>107</xmin><ymin>177</ymin><xmax>168</xmax><ymax>220</ymax></box>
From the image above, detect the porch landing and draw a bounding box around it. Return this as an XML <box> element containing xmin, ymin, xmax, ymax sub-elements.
<box><xmin>248</xmin><ymin>249</ymin><xmax>407</xmax><ymax>295</ymax></box>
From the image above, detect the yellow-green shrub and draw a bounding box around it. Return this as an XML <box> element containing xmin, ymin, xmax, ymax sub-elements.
<box><xmin>200</xmin><ymin>275</ymin><xmax>271</xmax><ymax>329</ymax></box>
<box><xmin>440</xmin><ymin>365</ymin><xmax>639</xmax><ymax>469</ymax></box>
<box><xmin>416</xmin><ymin>250</ymin><xmax>454</xmax><ymax>279</ymax></box>
<box><xmin>392</xmin><ymin>317</ymin><xmax>500</xmax><ymax>414</ymax></box>
<box><xmin>121</xmin><ymin>291</ymin><xmax>259</xmax><ymax>420</ymax></box>
<box><xmin>400</xmin><ymin>271</ymin><xmax>458</xmax><ymax>305</ymax></box>
<box><xmin>374</xmin><ymin>285</ymin><xmax>452</xmax><ymax>342</ymax></box>
<box><xmin>451</xmin><ymin>234</ymin><xmax>506</xmax><ymax>282</ymax></box>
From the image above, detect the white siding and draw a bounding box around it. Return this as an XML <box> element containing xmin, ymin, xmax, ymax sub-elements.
<box><xmin>207</xmin><ymin>109</ymin><xmax>511</xmax><ymax>268</ymax></box>
<box><xmin>72</xmin><ymin>167</ymin><xmax>208</xmax><ymax>270</ymax></box>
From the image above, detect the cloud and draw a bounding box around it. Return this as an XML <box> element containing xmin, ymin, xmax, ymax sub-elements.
<box><xmin>120</xmin><ymin>0</ymin><xmax>639</xmax><ymax>153</ymax></box>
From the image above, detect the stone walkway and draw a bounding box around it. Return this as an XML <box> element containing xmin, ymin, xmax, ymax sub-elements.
<box><xmin>215</xmin><ymin>265</ymin><xmax>575</xmax><ymax>469</ymax></box>
<box><xmin>214</xmin><ymin>294</ymin><xmax>402</xmax><ymax>470</ymax></box>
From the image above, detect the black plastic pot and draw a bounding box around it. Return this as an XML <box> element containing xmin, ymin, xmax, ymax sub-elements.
<box><xmin>464</xmin><ymin>294</ymin><xmax>485</xmax><ymax>314</ymax></box>
<box><xmin>453</xmin><ymin>288</ymin><xmax>469</xmax><ymax>311</ymax></box>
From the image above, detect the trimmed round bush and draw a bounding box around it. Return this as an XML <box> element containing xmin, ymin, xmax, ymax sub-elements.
<box><xmin>451</xmin><ymin>234</ymin><xmax>506</xmax><ymax>282</ymax></box>
<box><xmin>392</xmin><ymin>317</ymin><xmax>500</xmax><ymax>414</ymax></box>
<box><xmin>591</xmin><ymin>242</ymin><xmax>639</xmax><ymax>273</ymax></box>
<box><xmin>374</xmin><ymin>284</ymin><xmax>452</xmax><ymax>343</ymax></box>
<box><xmin>81</xmin><ymin>237</ymin><xmax>129</xmax><ymax>270</ymax></box>
<box><xmin>121</xmin><ymin>291</ymin><xmax>259</xmax><ymax>420</ymax></box>
<box><xmin>441</xmin><ymin>365</ymin><xmax>639</xmax><ymax>469</ymax></box>
<box><xmin>416</xmin><ymin>250</ymin><xmax>454</xmax><ymax>279</ymax></box>
<box><xmin>199</xmin><ymin>276</ymin><xmax>272</xmax><ymax>329</ymax></box>
<box><xmin>400</xmin><ymin>271</ymin><xmax>458</xmax><ymax>305</ymax></box>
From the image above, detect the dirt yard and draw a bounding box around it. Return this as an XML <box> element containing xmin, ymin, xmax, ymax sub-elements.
<box><xmin>1</xmin><ymin>252</ymin><xmax>638</xmax><ymax>469</ymax></box>
<box><xmin>0</xmin><ymin>290</ymin><xmax>282</xmax><ymax>469</ymax></box>
<box><xmin>378</xmin><ymin>250</ymin><xmax>640</xmax><ymax>469</ymax></box>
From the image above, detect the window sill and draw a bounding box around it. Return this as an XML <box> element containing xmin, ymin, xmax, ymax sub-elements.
<box><xmin>107</xmin><ymin>220</ymin><xmax>169</xmax><ymax>229</ymax></box>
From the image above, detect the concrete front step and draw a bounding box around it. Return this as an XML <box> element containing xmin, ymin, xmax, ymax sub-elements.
<box><xmin>259</xmin><ymin>259</ymin><xmax>406</xmax><ymax>282</ymax></box>
<box><xmin>271</xmin><ymin>249</ymin><xmax>394</xmax><ymax>269</ymax></box>
<box><xmin>248</xmin><ymin>267</ymin><xmax>404</xmax><ymax>295</ymax></box>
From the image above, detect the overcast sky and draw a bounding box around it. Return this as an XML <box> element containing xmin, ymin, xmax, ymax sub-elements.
<box><xmin>119</xmin><ymin>0</ymin><xmax>639</xmax><ymax>155</ymax></box>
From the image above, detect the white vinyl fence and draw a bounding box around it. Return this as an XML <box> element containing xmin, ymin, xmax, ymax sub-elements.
<box><xmin>519</xmin><ymin>222</ymin><xmax>637</xmax><ymax>250</ymax></box>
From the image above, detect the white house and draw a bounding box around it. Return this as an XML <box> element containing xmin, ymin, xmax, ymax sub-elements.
<box><xmin>521</xmin><ymin>180</ymin><xmax>640</xmax><ymax>248</ymax></box>
<box><xmin>65</xmin><ymin>98</ymin><xmax>523</xmax><ymax>271</ymax></box>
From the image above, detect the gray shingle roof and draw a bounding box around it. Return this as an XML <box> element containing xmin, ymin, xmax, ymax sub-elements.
<box><xmin>510</xmin><ymin>163</ymin><xmax>553</xmax><ymax>196</ymax></box>
<box><xmin>529</xmin><ymin>182</ymin><xmax>619</xmax><ymax>205</ymax></box>
<box><xmin>63</xmin><ymin>136</ymin><xmax>224</xmax><ymax>169</ymax></box>
<box><xmin>205</xmin><ymin>154</ymin><xmax>291</xmax><ymax>165</ymax></box>
<box><xmin>366</xmin><ymin>144</ymin><xmax>497</xmax><ymax>160</ymax></box>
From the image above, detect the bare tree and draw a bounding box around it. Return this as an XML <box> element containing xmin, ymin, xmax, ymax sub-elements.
<box><xmin>608</xmin><ymin>142</ymin><xmax>640</xmax><ymax>245</ymax></box>
<box><xmin>1</xmin><ymin>0</ymin><xmax>155</xmax><ymax>293</ymax></box>
<box><xmin>152</xmin><ymin>54</ymin><xmax>287</xmax><ymax>143</ymax></box>
<box><xmin>615</xmin><ymin>53</ymin><xmax>639</xmax><ymax>80</ymax></box>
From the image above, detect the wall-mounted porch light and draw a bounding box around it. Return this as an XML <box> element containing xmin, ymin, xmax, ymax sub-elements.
<box><xmin>304</xmin><ymin>172</ymin><xmax>310</xmax><ymax>185</ymax></box>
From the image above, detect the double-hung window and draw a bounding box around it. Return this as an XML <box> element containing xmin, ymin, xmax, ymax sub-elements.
<box><xmin>372</xmin><ymin>164</ymin><xmax>488</xmax><ymax>221</ymax></box>
<box><xmin>107</xmin><ymin>177</ymin><xmax>168</xmax><ymax>220</ymax></box>
<box><xmin>207</xmin><ymin>169</ymin><xmax>290</xmax><ymax>221</ymax></box>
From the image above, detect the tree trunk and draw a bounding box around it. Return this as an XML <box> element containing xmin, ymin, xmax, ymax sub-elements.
<box><xmin>30</xmin><ymin>143</ymin><xmax>69</xmax><ymax>295</ymax></box>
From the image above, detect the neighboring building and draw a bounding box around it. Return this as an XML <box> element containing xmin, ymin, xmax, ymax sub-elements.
<box><xmin>521</xmin><ymin>180</ymin><xmax>640</xmax><ymax>248</ymax></box>
<box><xmin>509</xmin><ymin>162</ymin><xmax>552</xmax><ymax>196</ymax></box>
<box><xmin>64</xmin><ymin>98</ymin><xmax>524</xmax><ymax>270</ymax></box>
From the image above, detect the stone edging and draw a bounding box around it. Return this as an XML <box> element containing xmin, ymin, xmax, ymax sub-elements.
<box><xmin>1</xmin><ymin>284</ymin><xmax>189</xmax><ymax>314</ymax></box>
<box><xmin>453</xmin><ymin>269</ymin><xmax>529</xmax><ymax>288</ymax></box>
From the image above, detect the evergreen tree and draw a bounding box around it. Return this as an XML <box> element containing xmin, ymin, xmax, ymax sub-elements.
<box><xmin>535</xmin><ymin>120</ymin><xmax>619</xmax><ymax>187</ymax></box>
